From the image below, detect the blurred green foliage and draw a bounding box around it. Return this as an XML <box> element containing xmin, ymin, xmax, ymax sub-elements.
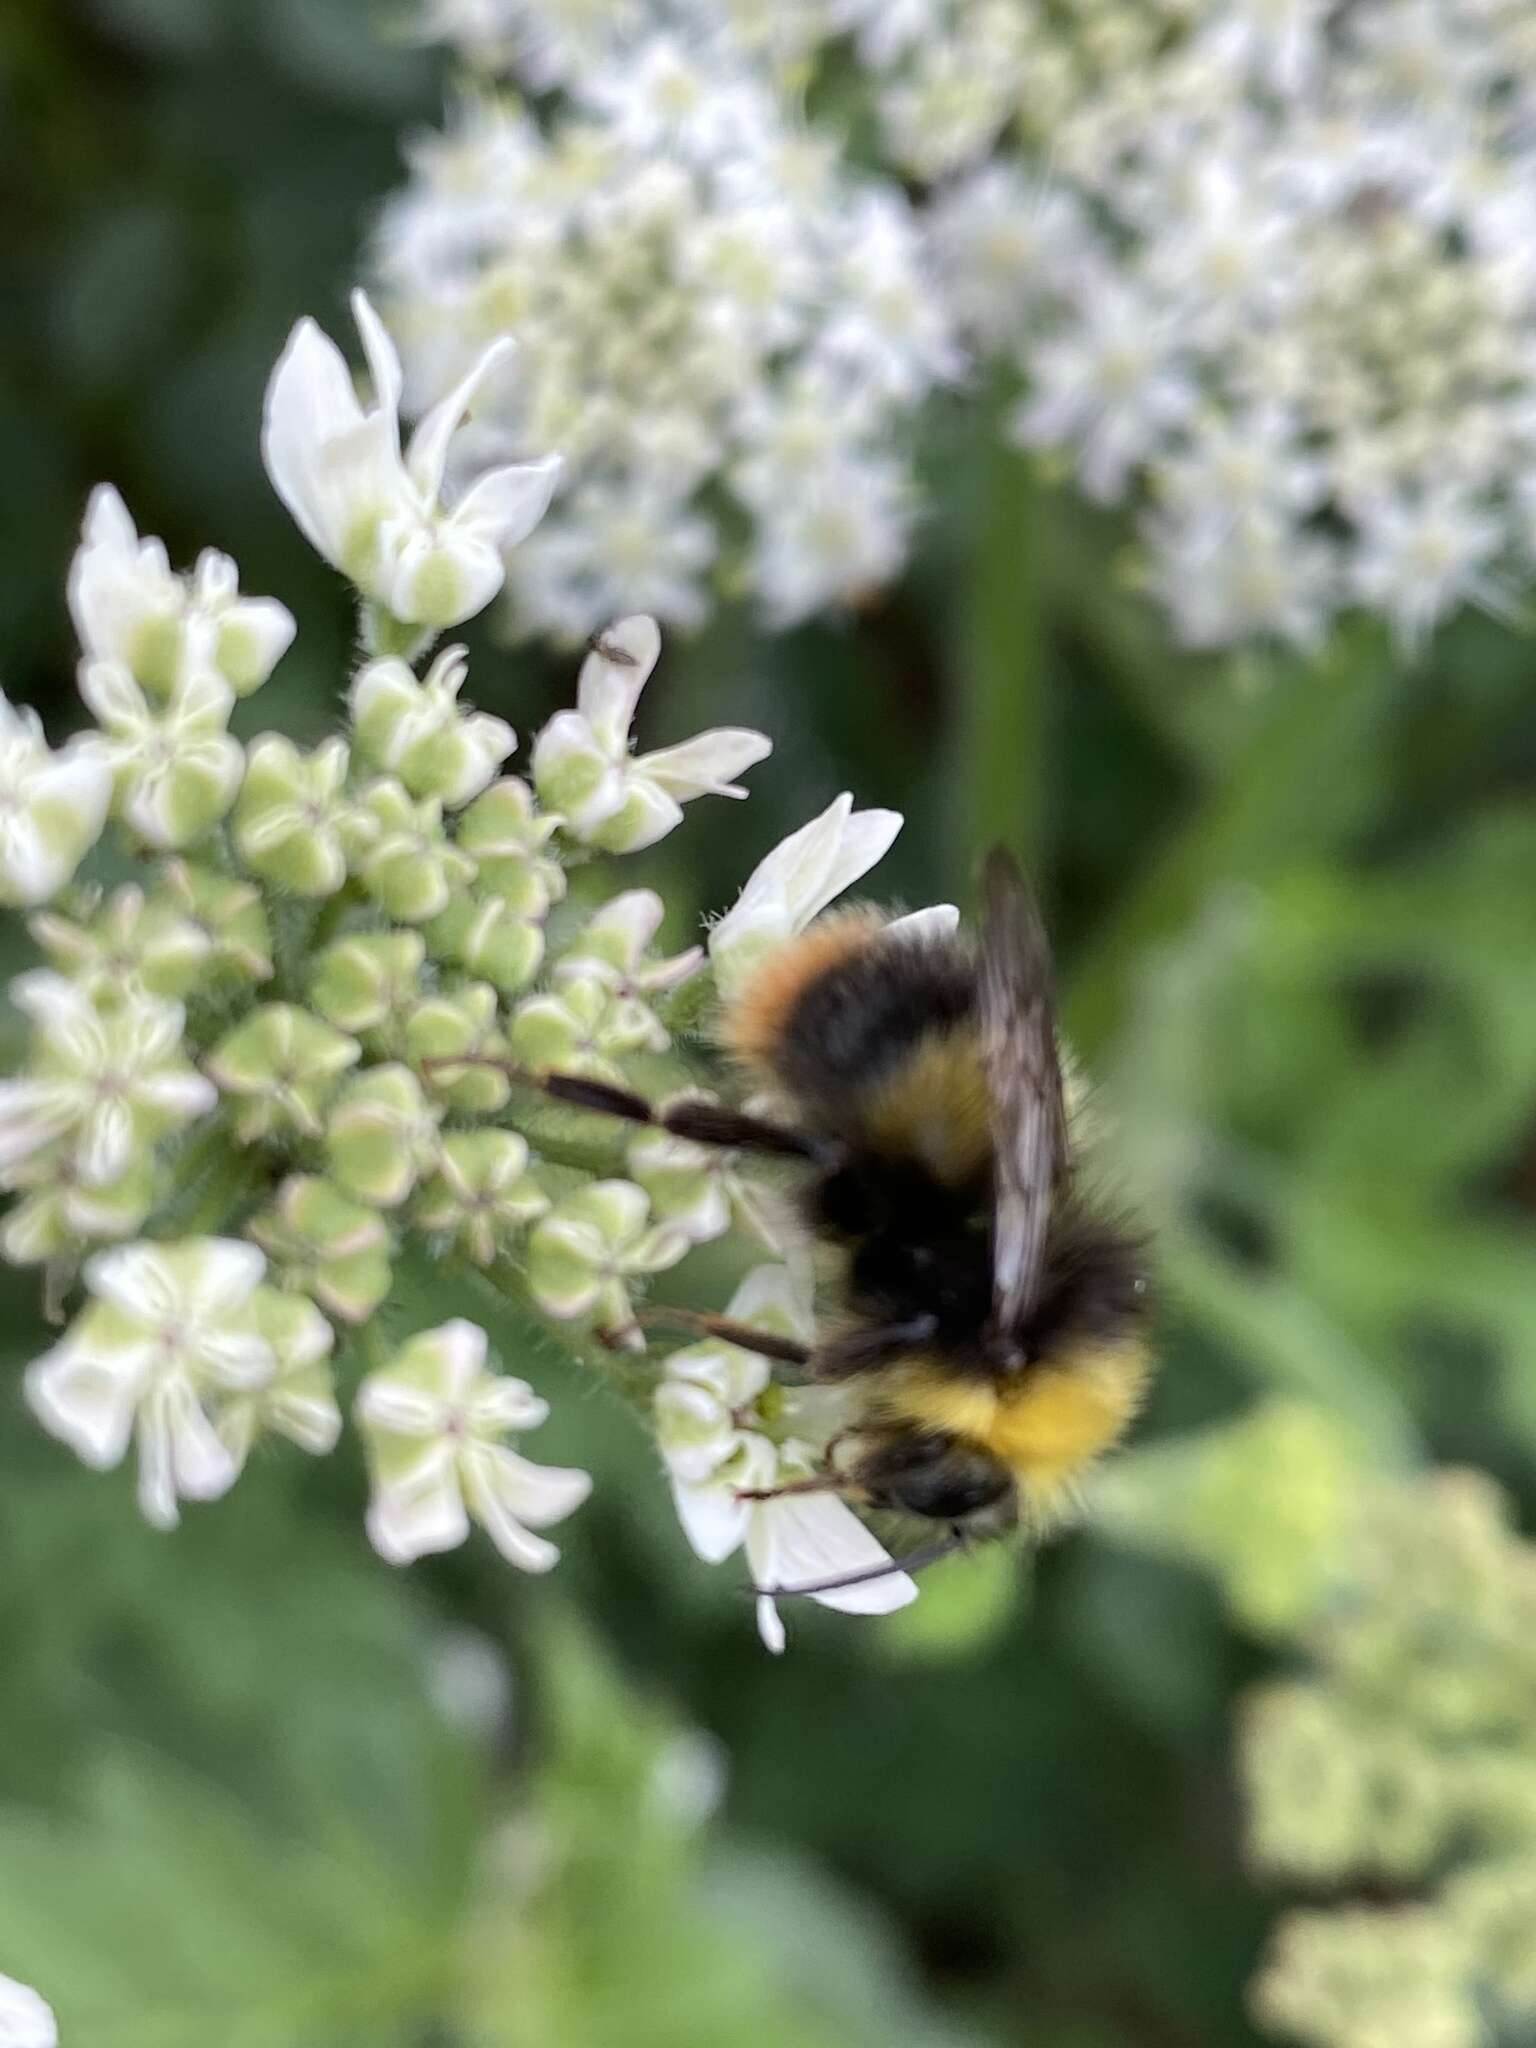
<box><xmin>6</xmin><ymin>3</ymin><xmax>1536</xmax><ymax>2045</ymax></box>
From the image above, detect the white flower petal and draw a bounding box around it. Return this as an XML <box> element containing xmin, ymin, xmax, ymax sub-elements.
<box><xmin>26</xmin><ymin>1339</ymin><xmax>148</xmax><ymax>1469</ymax></box>
<box><xmin>755</xmin><ymin>1594</ymin><xmax>787</xmax><ymax>1654</ymax></box>
<box><xmin>405</xmin><ymin>336</ymin><xmax>516</xmax><ymax>503</ymax></box>
<box><xmin>367</xmin><ymin>1449</ymin><xmax>471</xmax><ymax>1565</ymax></box>
<box><xmin>261</xmin><ymin>317</ymin><xmax>367</xmax><ymax>560</ymax></box>
<box><xmin>160</xmin><ymin>1372</ymin><xmax>241</xmax><ymax>1503</ymax></box>
<box><xmin>181</xmin><ymin>1237</ymin><xmax>266</xmax><ymax>1319</ymax></box>
<box><xmin>638</xmin><ymin>726</ymin><xmax>772</xmax><ymax>799</ymax></box>
<box><xmin>576</xmin><ymin>613</ymin><xmax>660</xmax><ymax>752</ymax></box>
<box><xmin>745</xmin><ymin>1492</ymin><xmax>917</xmax><ymax>1618</ymax></box>
<box><xmin>885</xmin><ymin>903</ymin><xmax>960</xmax><ymax>942</ymax></box>
<box><xmin>671</xmin><ymin>1473</ymin><xmax>750</xmax><ymax>1564</ymax></box>
<box><xmin>474</xmin><ymin>1442</ymin><xmax>592</xmax><ymax>1528</ymax></box>
<box><xmin>451</xmin><ymin>453</ymin><xmax>563</xmax><ymax>550</ymax></box>
<box><xmin>0</xmin><ymin>1972</ymin><xmax>57</xmax><ymax>2048</ymax></box>
<box><xmin>350</xmin><ymin>289</ymin><xmax>404</xmax><ymax>443</ymax></box>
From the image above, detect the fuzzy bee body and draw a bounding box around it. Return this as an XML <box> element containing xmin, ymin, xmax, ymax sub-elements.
<box><xmin>721</xmin><ymin>868</ymin><xmax>1151</xmax><ymax>1538</ymax></box>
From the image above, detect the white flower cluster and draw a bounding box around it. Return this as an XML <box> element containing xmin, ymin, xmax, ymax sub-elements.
<box><xmin>375</xmin><ymin>21</ymin><xmax>956</xmax><ymax>639</ymax></box>
<box><xmin>0</xmin><ymin>292</ymin><xmax>931</xmax><ymax>1646</ymax></box>
<box><xmin>924</xmin><ymin>0</ymin><xmax>1536</xmax><ymax>652</ymax></box>
<box><xmin>412</xmin><ymin>0</ymin><xmax>1536</xmax><ymax>655</ymax></box>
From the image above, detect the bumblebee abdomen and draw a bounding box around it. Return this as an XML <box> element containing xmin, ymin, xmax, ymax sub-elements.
<box><xmin>722</xmin><ymin>913</ymin><xmax>984</xmax><ymax>1181</ymax></box>
<box><xmin>879</xmin><ymin>1337</ymin><xmax>1152</xmax><ymax>1507</ymax></box>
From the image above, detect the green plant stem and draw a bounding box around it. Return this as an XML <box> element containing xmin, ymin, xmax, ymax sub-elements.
<box><xmin>954</xmin><ymin>436</ymin><xmax>1046</xmax><ymax>886</ymax></box>
<box><xmin>1066</xmin><ymin>619</ymin><xmax>1395</xmax><ymax>1060</ymax></box>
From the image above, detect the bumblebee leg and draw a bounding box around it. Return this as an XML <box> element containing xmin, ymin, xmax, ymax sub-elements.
<box><xmin>423</xmin><ymin>1059</ymin><xmax>833</xmax><ymax>1164</ymax></box>
<box><xmin>734</xmin><ymin>1474</ymin><xmax>845</xmax><ymax>1503</ymax></box>
<box><xmin>636</xmin><ymin>1305</ymin><xmax>812</xmax><ymax>1368</ymax></box>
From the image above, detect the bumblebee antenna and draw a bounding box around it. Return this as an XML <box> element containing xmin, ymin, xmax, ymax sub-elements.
<box><xmin>753</xmin><ymin>1531</ymin><xmax>968</xmax><ymax>1601</ymax></box>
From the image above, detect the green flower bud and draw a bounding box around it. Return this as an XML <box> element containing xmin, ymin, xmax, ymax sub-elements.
<box><xmin>232</xmin><ymin>734</ymin><xmax>355</xmax><ymax>896</ymax></box>
<box><xmin>552</xmin><ymin>887</ymin><xmax>702</xmax><ymax>999</ymax></box>
<box><xmin>527</xmin><ymin>1178</ymin><xmax>689</xmax><ymax>1337</ymax></box>
<box><xmin>349</xmin><ymin>645</ymin><xmax>515</xmax><ymax>807</ymax></box>
<box><xmin>206</xmin><ymin>1003</ymin><xmax>361</xmax><ymax>1142</ymax></box>
<box><xmin>415</xmin><ymin>1129</ymin><xmax>549</xmax><ymax>1266</ymax></box>
<box><xmin>510</xmin><ymin>974</ymin><xmax>667</xmax><ymax>1084</ymax></box>
<box><xmin>249</xmin><ymin>1173</ymin><xmax>392</xmax><ymax>1324</ymax></box>
<box><xmin>159</xmin><ymin>861</ymin><xmax>274</xmax><ymax>986</ymax></box>
<box><xmin>354</xmin><ymin>778</ymin><xmax>474</xmax><ymax>923</ymax></box>
<box><xmin>456</xmin><ymin>775</ymin><xmax>565</xmax><ymax>903</ymax></box>
<box><xmin>425</xmin><ymin>890</ymin><xmax>545</xmax><ymax>994</ymax></box>
<box><xmin>324</xmin><ymin>1063</ymin><xmax>439</xmax><ymax>1208</ymax></box>
<box><xmin>308</xmin><ymin>930</ymin><xmax>426</xmax><ymax>1035</ymax></box>
<box><xmin>625</xmin><ymin>1107</ymin><xmax>788</xmax><ymax>1250</ymax></box>
<box><xmin>404</xmin><ymin>981</ymin><xmax>512</xmax><ymax>1113</ymax></box>
<box><xmin>30</xmin><ymin>882</ymin><xmax>212</xmax><ymax>1002</ymax></box>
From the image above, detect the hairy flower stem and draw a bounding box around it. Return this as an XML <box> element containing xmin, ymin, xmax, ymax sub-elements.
<box><xmin>454</xmin><ymin>1253</ymin><xmax>658</xmax><ymax>1415</ymax></box>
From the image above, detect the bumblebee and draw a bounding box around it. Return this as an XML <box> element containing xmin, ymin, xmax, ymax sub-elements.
<box><xmin>526</xmin><ymin>849</ymin><xmax>1151</xmax><ymax>1596</ymax></box>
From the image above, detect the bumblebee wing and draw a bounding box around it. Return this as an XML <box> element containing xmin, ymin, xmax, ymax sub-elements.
<box><xmin>979</xmin><ymin>847</ymin><xmax>1066</xmax><ymax>1336</ymax></box>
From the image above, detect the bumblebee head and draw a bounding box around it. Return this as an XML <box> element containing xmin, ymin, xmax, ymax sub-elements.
<box><xmin>850</xmin><ymin>1427</ymin><xmax>1017</xmax><ymax>1534</ymax></box>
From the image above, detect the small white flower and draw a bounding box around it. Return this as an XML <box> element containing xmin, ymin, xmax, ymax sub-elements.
<box><xmin>78</xmin><ymin>660</ymin><xmax>244</xmax><ymax>850</ymax></box>
<box><xmin>746</xmin><ymin>452</ymin><xmax>911</xmax><ymax>627</ymax></box>
<box><xmin>655</xmin><ymin>1264</ymin><xmax>915</xmax><ymax>1653</ymax></box>
<box><xmin>531</xmin><ymin>614</ymin><xmax>770</xmax><ymax>853</ymax></box>
<box><xmin>357</xmin><ymin>1318</ymin><xmax>591</xmax><ymax>1571</ymax></box>
<box><xmin>68</xmin><ymin>484</ymin><xmax>294</xmax><ymax>698</ymax></box>
<box><xmin>1351</xmin><ymin>486</ymin><xmax>1508</xmax><ymax>651</ymax></box>
<box><xmin>25</xmin><ymin>1238</ymin><xmax>273</xmax><ymax>1530</ymax></box>
<box><xmin>0</xmin><ymin>691</ymin><xmax>112</xmax><ymax>908</ymax></box>
<box><xmin>262</xmin><ymin>289</ymin><xmax>561</xmax><ymax>629</ymax></box>
<box><xmin>1015</xmin><ymin>272</ymin><xmax>1196</xmax><ymax>503</ymax></box>
<box><xmin>0</xmin><ymin>1973</ymin><xmax>56</xmax><ymax>2048</ymax></box>
<box><xmin>0</xmin><ymin>972</ymin><xmax>215</xmax><ymax>1185</ymax></box>
<box><xmin>707</xmin><ymin>791</ymin><xmax>902</xmax><ymax>999</ymax></box>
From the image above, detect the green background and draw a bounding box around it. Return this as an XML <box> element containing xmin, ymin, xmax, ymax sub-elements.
<box><xmin>5</xmin><ymin>3</ymin><xmax>1536</xmax><ymax>2042</ymax></box>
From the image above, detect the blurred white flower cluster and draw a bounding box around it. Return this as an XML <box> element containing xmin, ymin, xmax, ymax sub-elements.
<box><xmin>408</xmin><ymin>0</ymin><xmax>1536</xmax><ymax>655</ymax></box>
<box><xmin>926</xmin><ymin>0</ymin><xmax>1536</xmax><ymax>652</ymax></box>
<box><xmin>0</xmin><ymin>293</ymin><xmax>929</xmax><ymax>1647</ymax></box>
<box><xmin>376</xmin><ymin>14</ymin><xmax>956</xmax><ymax>640</ymax></box>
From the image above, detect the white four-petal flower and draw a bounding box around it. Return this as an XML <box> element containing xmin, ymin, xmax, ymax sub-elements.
<box><xmin>262</xmin><ymin>290</ymin><xmax>561</xmax><ymax>629</ymax></box>
<box><xmin>0</xmin><ymin>971</ymin><xmax>215</xmax><ymax>1186</ymax></box>
<box><xmin>531</xmin><ymin>614</ymin><xmax>771</xmax><ymax>852</ymax></box>
<box><xmin>357</xmin><ymin>1318</ymin><xmax>591</xmax><ymax>1572</ymax></box>
<box><xmin>25</xmin><ymin>1238</ymin><xmax>274</xmax><ymax>1530</ymax></box>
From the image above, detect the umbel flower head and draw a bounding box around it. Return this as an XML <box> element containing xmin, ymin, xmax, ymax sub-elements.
<box><xmin>0</xmin><ymin>322</ymin><xmax>934</xmax><ymax>1652</ymax></box>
